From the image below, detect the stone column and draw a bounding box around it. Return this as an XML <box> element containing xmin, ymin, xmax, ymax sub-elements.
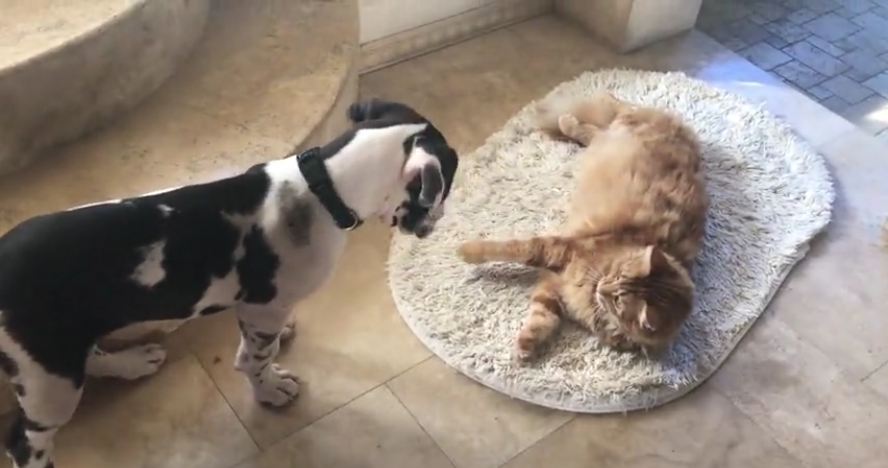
<box><xmin>555</xmin><ymin>0</ymin><xmax>703</xmax><ymax>52</ymax></box>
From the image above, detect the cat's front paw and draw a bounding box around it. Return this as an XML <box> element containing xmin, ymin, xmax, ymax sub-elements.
<box><xmin>457</xmin><ymin>240</ymin><xmax>488</xmax><ymax>264</ymax></box>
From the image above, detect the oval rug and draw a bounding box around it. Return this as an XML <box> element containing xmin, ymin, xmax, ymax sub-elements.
<box><xmin>387</xmin><ymin>69</ymin><xmax>834</xmax><ymax>413</ymax></box>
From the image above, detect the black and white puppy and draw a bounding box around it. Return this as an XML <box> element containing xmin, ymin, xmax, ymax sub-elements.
<box><xmin>0</xmin><ymin>99</ymin><xmax>458</xmax><ymax>468</ymax></box>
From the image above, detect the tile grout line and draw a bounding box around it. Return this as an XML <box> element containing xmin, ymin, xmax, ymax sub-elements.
<box><xmin>189</xmin><ymin>349</ymin><xmax>264</xmax><ymax>466</ymax></box>
<box><xmin>494</xmin><ymin>413</ymin><xmax>576</xmax><ymax>468</ymax></box>
<box><xmin>710</xmin><ymin>384</ymin><xmax>813</xmax><ymax>468</ymax></box>
<box><xmin>253</xmin><ymin>354</ymin><xmax>437</xmax><ymax>451</ymax></box>
<box><xmin>385</xmin><ymin>380</ymin><xmax>459</xmax><ymax>468</ymax></box>
<box><xmin>861</xmin><ymin>358</ymin><xmax>888</xmax><ymax>383</ymax></box>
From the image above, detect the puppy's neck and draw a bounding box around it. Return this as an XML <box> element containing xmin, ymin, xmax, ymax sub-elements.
<box><xmin>324</xmin><ymin>123</ymin><xmax>427</xmax><ymax>220</ymax></box>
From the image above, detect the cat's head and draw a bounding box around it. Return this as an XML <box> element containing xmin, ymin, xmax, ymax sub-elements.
<box><xmin>595</xmin><ymin>245</ymin><xmax>694</xmax><ymax>349</ymax></box>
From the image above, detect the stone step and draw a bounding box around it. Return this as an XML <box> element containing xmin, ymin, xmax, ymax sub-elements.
<box><xmin>0</xmin><ymin>0</ymin><xmax>212</xmax><ymax>174</ymax></box>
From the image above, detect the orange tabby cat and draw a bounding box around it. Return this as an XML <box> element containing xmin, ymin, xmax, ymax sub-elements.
<box><xmin>458</xmin><ymin>92</ymin><xmax>708</xmax><ymax>360</ymax></box>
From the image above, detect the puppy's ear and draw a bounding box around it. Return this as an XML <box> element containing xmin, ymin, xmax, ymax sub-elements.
<box><xmin>348</xmin><ymin>99</ymin><xmax>423</xmax><ymax>124</ymax></box>
<box><xmin>419</xmin><ymin>161</ymin><xmax>444</xmax><ymax>207</ymax></box>
<box><xmin>347</xmin><ymin>99</ymin><xmax>379</xmax><ymax>123</ymax></box>
<box><xmin>403</xmin><ymin>143</ymin><xmax>444</xmax><ymax>208</ymax></box>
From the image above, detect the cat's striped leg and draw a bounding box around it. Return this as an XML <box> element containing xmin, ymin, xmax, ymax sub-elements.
<box><xmin>515</xmin><ymin>272</ymin><xmax>564</xmax><ymax>362</ymax></box>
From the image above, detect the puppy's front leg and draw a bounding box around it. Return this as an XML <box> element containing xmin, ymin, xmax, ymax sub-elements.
<box><xmin>234</xmin><ymin>304</ymin><xmax>300</xmax><ymax>407</ymax></box>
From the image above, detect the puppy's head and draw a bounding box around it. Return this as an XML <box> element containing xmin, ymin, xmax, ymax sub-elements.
<box><xmin>348</xmin><ymin>99</ymin><xmax>459</xmax><ymax>238</ymax></box>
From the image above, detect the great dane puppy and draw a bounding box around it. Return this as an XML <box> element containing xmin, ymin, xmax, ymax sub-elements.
<box><xmin>0</xmin><ymin>99</ymin><xmax>458</xmax><ymax>468</ymax></box>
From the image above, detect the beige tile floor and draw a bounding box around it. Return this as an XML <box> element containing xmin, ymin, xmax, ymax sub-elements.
<box><xmin>1</xmin><ymin>15</ymin><xmax>887</xmax><ymax>468</ymax></box>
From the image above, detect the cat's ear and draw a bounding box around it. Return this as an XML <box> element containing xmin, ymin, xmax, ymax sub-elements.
<box><xmin>638</xmin><ymin>245</ymin><xmax>670</xmax><ymax>277</ymax></box>
<box><xmin>638</xmin><ymin>304</ymin><xmax>656</xmax><ymax>332</ymax></box>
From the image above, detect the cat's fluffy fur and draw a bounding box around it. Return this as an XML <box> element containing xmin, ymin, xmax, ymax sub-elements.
<box><xmin>458</xmin><ymin>92</ymin><xmax>708</xmax><ymax>360</ymax></box>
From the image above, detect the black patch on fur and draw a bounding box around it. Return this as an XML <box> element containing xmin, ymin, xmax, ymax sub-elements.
<box><xmin>34</xmin><ymin>450</ymin><xmax>44</xmax><ymax>459</ymax></box>
<box><xmin>279</xmin><ymin>183</ymin><xmax>314</xmax><ymax>245</ymax></box>
<box><xmin>0</xmin><ymin>351</ymin><xmax>18</xmax><ymax>377</ymax></box>
<box><xmin>6</xmin><ymin>412</ymin><xmax>32</xmax><ymax>467</ymax></box>
<box><xmin>0</xmin><ymin>168</ymin><xmax>270</xmax><ymax>383</ymax></box>
<box><xmin>236</xmin><ymin>226</ymin><xmax>280</xmax><ymax>304</ymax></box>
<box><xmin>199</xmin><ymin>305</ymin><xmax>227</xmax><ymax>316</ymax></box>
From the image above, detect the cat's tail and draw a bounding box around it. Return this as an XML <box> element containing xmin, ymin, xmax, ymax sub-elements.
<box><xmin>457</xmin><ymin>236</ymin><xmax>576</xmax><ymax>271</ymax></box>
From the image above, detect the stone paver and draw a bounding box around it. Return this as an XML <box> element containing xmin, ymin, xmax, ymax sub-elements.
<box><xmin>852</xmin><ymin>11</ymin><xmax>888</xmax><ymax>38</ymax></box>
<box><xmin>836</xmin><ymin>30</ymin><xmax>888</xmax><ymax>53</ymax></box>
<box><xmin>774</xmin><ymin>60</ymin><xmax>828</xmax><ymax>87</ymax></box>
<box><xmin>764</xmin><ymin>34</ymin><xmax>790</xmax><ymax>49</ymax></box>
<box><xmin>821</xmin><ymin>74</ymin><xmax>874</xmax><ymax>102</ymax></box>
<box><xmin>863</xmin><ymin>71</ymin><xmax>888</xmax><ymax>97</ymax></box>
<box><xmin>764</xmin><ymin>19</ymin><xmax>811</xmax><ymax>43</ymax></box>
<box><xmin>806</xmin><ymin>35</ymin><xmax>845</xmax><ymax>56</ymax></box>
<box><xmin>800</xmin><ymin>0</ymin><xmax>841</xmax><ymax>15</ymax></box>
<box><xmin>783</xmin><ymin>40</ymin><xmax>849</xmax><ymax>75</ymax></box>
<box><xmin>787</xmin><ymin>8</ymin><xmax>819</xmax><ymax>25</ymax></box>
<box><xmin>751</xmin><ymin>1</ymin><xmax>789</xmax><ymax>22</ymax></box>
<box><xmin>740</xmin><ymin>42</ymin><xmax>793</xmax><ymax>69</ymax></box>
<box><xmin>808</xmin><ymin>84</ymin><xmax>833</xmax><ymax>99</ymax></box>
<box><xmin>821</xmin><ymin>94</ymin><xmax>850</xmax><ymax>111</ymax></box>
<box><xmin>803</xmin><ymin>13</ymin><xmax>860</xmax><ymax>41</ymax></box>
<box><xmin>842</xmin><ymin>48</ymin><xmax>888</xmax><ymax>80</ymax></box>
<box><xmin>843</xmin><ymin>0</ymin><xmax>876</xmax><ymax>15</ymax></box>
<box><xmin>842</xmin><ymin>0</ymin><xmax>877</xmax><ymax>14</ymax></box>
<box><xmin>698</xmin><ymin>0</ymin><xmax>888</xmax><ymax>137</ymax></box>
<box><xmin>843</xmin><ymin>94</ymin><xmax>888</xmax><ymax>133</ymax></box>
<box><xmin>728</xmin><ymin>18</ymin><xmax>773</xmax><ymax>44</ymax></box>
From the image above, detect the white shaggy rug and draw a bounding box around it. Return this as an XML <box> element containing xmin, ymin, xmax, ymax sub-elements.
<box><xmin>388</xmin><ymin>70</ymin><xmax>834</xmax><ymax>412</ymax></box>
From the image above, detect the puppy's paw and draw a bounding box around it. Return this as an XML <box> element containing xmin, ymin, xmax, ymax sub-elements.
<box><xmin>255</xmin><ymin>364</ymin><xmax>301</xmax><ymax>407</ymax></box>
<box><xmin>279</xmin><ymin>321</ymin><xmax>296</xmax><ymax>343</ymax></box>
<box><xmin>90</xmin><ymin>343</ymin><xmax>167</xmax><ymax>380</ymax></box>
<box><xmin>457</xmin><ymin>240</ymin><xmax>488</xmax><ymax>264</ymax></box>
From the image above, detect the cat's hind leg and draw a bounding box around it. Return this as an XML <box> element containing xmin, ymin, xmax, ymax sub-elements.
<box><xmin>515</xmin><ymin>272</ymin><xmax>564</xmax><ymax>362</ymax></box>
<box><xmin>557</xmin><ymin>114</ymin><xmax>600</xmax><ymax>146</ymax></box>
